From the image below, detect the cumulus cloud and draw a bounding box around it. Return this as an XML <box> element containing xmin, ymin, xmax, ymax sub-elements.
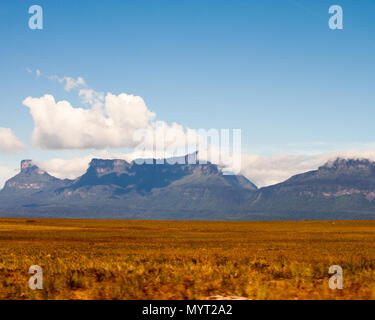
<box><xmin>22</xmin><ymin>93</ymin><xmax>195</xmax><ymax>150</ymax></box>
<box><xmin>25</xmin><ymin>72</ymin><xmax>203</xmax><ymax>152</ymax></box>
<box><xmin>0</xmin><ymin>127</ymin><xmax>26</xmax><ymax>153</ymax></box>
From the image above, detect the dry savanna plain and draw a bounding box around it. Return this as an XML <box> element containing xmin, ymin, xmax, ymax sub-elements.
<box><xmin>0</xmin><ymin>218</ymin><xmax>374</xmax><ymax>300</ymax></box>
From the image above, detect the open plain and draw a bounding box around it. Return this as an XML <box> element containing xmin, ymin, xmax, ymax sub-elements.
<box><xmin>0</xmin><ymin>218</ymin><xmax>374</xmax><ymax>299</ymax></box>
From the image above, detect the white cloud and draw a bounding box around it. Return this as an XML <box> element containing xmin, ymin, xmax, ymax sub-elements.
<box><xmin>22</xmin><ymin>93</ymin><xmax>195</xmax><ymax>150</ymax></box>
<box><xmin>0</xmin><ymin>127</ymin><xmax>26</xmax><ymax>153</ymax></box>
<box><xmin>25</xmin><ymin>72</ymin><xmax>202</xmax><ymax>152</ymax></box>
<box><xmin>24</xmin><ymin>70</ymin><xmax>203</xmax><ymax>154</ymax></box>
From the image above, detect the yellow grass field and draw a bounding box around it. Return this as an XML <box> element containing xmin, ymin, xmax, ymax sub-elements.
<box><xmin>0</xmin><ymin>218</ymin><xmax>374</xmax><ymax>300</ymax></box>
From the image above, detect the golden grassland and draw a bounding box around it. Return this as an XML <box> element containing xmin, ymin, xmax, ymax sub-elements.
<box><xmin>0</xmin><ymin>218</ymin><xmax>375</xmax><ymax>300</ymax></box>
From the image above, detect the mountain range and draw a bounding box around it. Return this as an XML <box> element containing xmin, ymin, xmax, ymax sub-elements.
<box><xmin>1</xmin><ymin>154</ymin><xmax>375</xmax><ymax>220</ymax></box>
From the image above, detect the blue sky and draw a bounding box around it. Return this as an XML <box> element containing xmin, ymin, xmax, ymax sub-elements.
<box><xmin>0</xmin><ymin>0</ymin><xmax>374</xmax><ymax>187</ymax></box>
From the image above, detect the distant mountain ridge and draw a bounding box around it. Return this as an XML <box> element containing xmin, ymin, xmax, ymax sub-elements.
<box><xmin>0</xmin><ymin>154</ymin><xmax>257</xmax><ymax>219</ymax></box>
<box><xmin>2</xmin><ymin>156</ymin><xmax>375</xmax><ymax>220</ymax></box>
